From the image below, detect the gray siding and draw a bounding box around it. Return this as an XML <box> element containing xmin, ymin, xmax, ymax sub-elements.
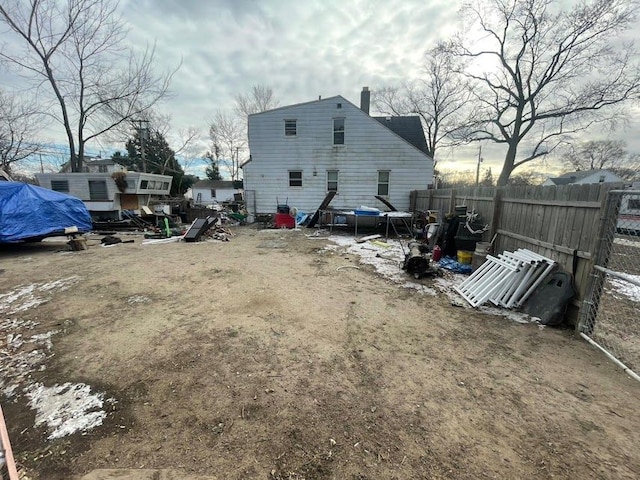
<box><xmin>244</xmin><ymin>96</ymin><xmax>433</xmax><ymax>214</ymax></box>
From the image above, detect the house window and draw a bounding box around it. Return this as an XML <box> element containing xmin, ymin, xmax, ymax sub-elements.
<box><xmin>629</xmin><ymin>199</ymin><xmax>640</xmax><ymax>210</ymax></box>
<box><xmin>210</xmin><ymin>189</ymin><xmax>217</xmax><ymax>198</ymax></box>
<box><xmin>140</xmin><ymin>180</ymin><xmax>148</xmax><ymax>189</ymax></box>
<box><xmin>162</xmin><ymin>182</ymin><xmax>169</xmax><ymax>190</ymax></box>
<box><xmin>377</xmin><ymin>171</ymin><xmax>390</xmax><ymax>196</ymax></box>
<box><xmin>289</xmin><ymin>171</ymin><xmax>302</xmax><ymax>187</ymax></box>
<box><xmin>599</xmin><ymin>175</ymin><xmax>606</xmax><ymax>183</ymax></box>
<box><xmin>98</xmin><ymin>165</ymin><xmax>108</xmax><ymax>173</ymax></box>
<box><xmin>327</xmin><ymin>170</ymin><xmax>339</xmax><ymax>192</ymax></box>
<box><xmin>333</xmin><ymin>118</ymin><xmax>345</xmax><ymax>145</ymax></box>
<box><xmin>50</xmin><ymin>180</ymin><xmax>69</xmax><ymax>192</ymax></box>
<box><xmin>88</xmin><ymin>180</ymin><xmax>108</xmax><ymax>200</ymax></box>
<box><xmin>285</xmin><ymin>119</ymin><xmax>297</xmax><ymax>137</ymax></box>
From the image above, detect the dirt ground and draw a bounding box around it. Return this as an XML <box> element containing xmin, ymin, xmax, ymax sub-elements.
<box><xmin>1</xmin><ymin>226</ymin><xmax>640</xmax><ymax>480</ymax></box>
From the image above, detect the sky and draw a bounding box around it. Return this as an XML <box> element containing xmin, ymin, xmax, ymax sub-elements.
<box><xmin>3</xmin><ymin>0</ymin><xmax>639</xmax><ymax>179</ymax></box>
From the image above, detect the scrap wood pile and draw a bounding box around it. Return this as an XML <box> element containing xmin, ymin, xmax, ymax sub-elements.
<box><xmin>183</xmin><ymin>216</ymin><xmax>235</xmax><ymax>242</ymax></box>
<box><xmin>202</xmin><ymin>224</ymin><xmax>234</xmax><ymax>242</ymax></box>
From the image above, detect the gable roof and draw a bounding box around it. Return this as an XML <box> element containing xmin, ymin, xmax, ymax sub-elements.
<box><xmin>193</xmin><ymin>180</ymin><xmax>236</xmax><ymax>189</ymax></box>
<box><xmin>249</xmin><ymin>94</ymin><xmax>432</xmax><ymax>159</ymax></box>
<box><xmin>546</xmin><ymin>169</ymin><xmax>622</xmax><ymax>185</ymax></box>
<box><xmin>373</xmin><ymin>116</ymin><xmax>429</xmax><ymax>155</ymax></box>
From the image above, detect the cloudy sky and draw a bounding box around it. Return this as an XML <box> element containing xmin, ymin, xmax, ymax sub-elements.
<box><xmin>3</xmin><ymin>0</ymin><xmax>639</xmax><ymax>178</ymax></box>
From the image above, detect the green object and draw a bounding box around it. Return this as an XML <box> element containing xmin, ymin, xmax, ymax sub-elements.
<box><xmin>164</xmin><ymin>218</ymin><xmax>171</xmax><ymax>237</ymax></box>
<box><xmin>229</xmin><ymin>212</ymin><xmax>247</xmax><ymax>222</ymax></box>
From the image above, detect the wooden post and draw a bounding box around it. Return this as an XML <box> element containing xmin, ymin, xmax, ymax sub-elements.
<box><xmin>449</xmin><ymin>189</ymin><xmax>456</xmax><ymax>215</ymax></box>
<box><xmin>490</xmin><ymin>187</ymin><xmax>503</xmax><ymax>249</ymax></box>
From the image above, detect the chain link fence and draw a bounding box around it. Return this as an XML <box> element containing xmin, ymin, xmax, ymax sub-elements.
<box><xmin>579</xmin><ymin>190</ymin><xmax>640</xmax><ymax>380</ymax></box>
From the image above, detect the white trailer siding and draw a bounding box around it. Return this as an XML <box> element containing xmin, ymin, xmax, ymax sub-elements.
<box><xmin>36</xmin><ymin>172</ymin><xmax>172</xmax><ymax>219</ymax></box>
<box><xmin>244</xmin><ymin>96</ymin><xmax>433</xmax><ymax>214</ymax></box>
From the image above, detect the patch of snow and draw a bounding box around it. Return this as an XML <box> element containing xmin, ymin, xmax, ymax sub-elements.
<box><xmin>325</xmin><ymin>235</ymin><xmax>536</xmax><ymax>323</ymax></box>
<box><xmin>26</xmin><ymin>383</ymin><xmax>114</xmax><ymax>440</ymax></box>
<box><xmin>607</xmin><ymin>275</ymin><xmax>640</xmax><ymax>302</ymax></box>
<box><xmin>127</xmin><ymin>295</ymin><xmax>151</xmax><ymax>304</ymax></box>
<box><xmin>0</xmin><ymin>278</ymin><xmax>80</xmax><ymax>397</ymax></box>
<box><xmin>0</xmin><ymin>276</ymin><xmax>80</xmax><ymax>314</ymax></box>
<box><xmin>614</xmin><ymin>237</ymin><xmax>640</xmax><ymax>248</ymax></box>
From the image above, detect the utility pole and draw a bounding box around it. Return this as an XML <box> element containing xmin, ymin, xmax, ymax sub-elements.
<box><xmin>235</xmin><ymin>147</ymin><xmax>239</xmax><ymax>181</ymax></box>
<box><xmin>475</xmin><ymin>145</ymin><xmax>483</xmax><ymax>186</ymax></box>
<box><xmin>134</xmin><ymin>119</ymin><xmax>150</xmax><ymax>172</ymax></box>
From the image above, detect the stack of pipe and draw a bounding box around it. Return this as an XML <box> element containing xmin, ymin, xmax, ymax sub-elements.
<box><xmin>454</xmin><ymin>248</ymin><xmax>556</xmax><ymax>308</ymax></box>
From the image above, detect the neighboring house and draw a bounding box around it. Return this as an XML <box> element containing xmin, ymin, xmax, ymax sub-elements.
<box><xmin>242</xmin><ymin>87</ymin><xmax>433</xmax><ymax>215</ymax></box>
<box><xmin>36</xmin><ymin>171</ymin><xmax>172</xmax><ymax>221</ymax></box>
<box><xmin>191</xmin><ymin>180</ymin><xmax>241</xmax><ymax>205</ymax></box>
<box><xmin>59</xmin><ymin>157</ymin><xmax>126</xmax><ymax>174</ymax></box>
<box><xmin>543</xmin><ymin>169</ymin><xmax>624</xmax><ymax>186</ymax></box>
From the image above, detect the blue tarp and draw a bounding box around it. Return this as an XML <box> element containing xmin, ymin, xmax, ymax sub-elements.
<box><xmin>0</xmin><ymin>182</ymin><xmax>92</xmax><ymax>242</ymax></box>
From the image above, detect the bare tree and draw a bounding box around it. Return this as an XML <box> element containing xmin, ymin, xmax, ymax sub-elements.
<box><xmin>373</xmin><ymin>46</ymin><xmax>472</xmax><ymax>162</ymax></box>
<box><xmin>445</xmin><ymin>0</ymin><xmax>640</xmax><ymax>186</ymax></box>
<box><xmin>0</xmin><ymin>0</ymin><xmax>176</xmax><ymax>172</ymax></box>
<box><xmin>0</xmin><ymin>89</ymin><xmax>44</xmax><ymax>174</ymax></box>
<box><xmin>234</xmin><ymin>84</ymin><xmax>279</xmax><ymax>117</ymax></box>
<box><xmin>562</xmin><ymin>140</ymin><xmax>629</xmax><ymax>171</ymax></box>
<box><xmin>209</xmin><ymin>110</ymin><xmax>246</xmax><ymax>181</ymax></box>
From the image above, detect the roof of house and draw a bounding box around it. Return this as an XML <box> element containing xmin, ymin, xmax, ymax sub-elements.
<box><xmin>373</xmin><ymin>116</ymin><xmax>429</xmax><ymax>155</ymax></box>
<box><xmin>193</xmin><ymin>180</ymin><xmax>236</xmax><ymax>189</ymax></box>
<box><xmin>249</xmin><ymin>94</ymin><xmax>432</xmax><ymax>158</ymax></box>
<box><xmin>546</xmin><ymin>169</ymin><xmax>620</xmax><ymax>185</ymax></box>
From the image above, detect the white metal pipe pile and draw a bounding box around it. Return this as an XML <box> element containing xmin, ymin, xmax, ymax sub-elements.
<box><xmin>454</xmin><ymin>248</ymin><xmax>556</xmax><ymax>308</ymax></box>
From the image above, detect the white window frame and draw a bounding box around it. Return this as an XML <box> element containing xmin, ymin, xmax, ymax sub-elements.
<box><xmin>333</xmin><ymin>118</ymin><xmax>345</xmax><ymax>145</ymax></box>
<box><xmin>289</xmin><ymin>170</ymin><xmax>303</xmax><ymax>187</ymax></box>
<box><xmin>327</xmin><ymin>170</ymin><xmax>339</xmax><ymax>192</ymax></box>
<box><xmin>284</xmin><ymin>119</ymin><xmax>297</xmax><ymax>137</ymax></box>
<box><xmin>377</xmin><ymin>170</ymin><xmax>390</xmax><ymax>196</ymax></box>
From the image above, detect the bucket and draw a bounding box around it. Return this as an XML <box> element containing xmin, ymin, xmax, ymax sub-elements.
<box><xmin>457</xmin><ymin>250</ymin><xmax>473</xmax><ymax>264</ymax></box>
<box><xmin>472</xmin><ymin>242</ymin><xmax>492</xmax><ymax>270</ymax></box>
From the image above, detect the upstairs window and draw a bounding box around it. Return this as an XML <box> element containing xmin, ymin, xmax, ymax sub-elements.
<box><xmin>210</xmin><ymin>189</ymin><xmax>217</xmax><ymax>198</ymax></box>
<box><xmin>333</xmin><ymin>118</ymin><xmax>345</xmax><ymax>145</ymax></box>
<box><xmin>377</xmin><ymin>171</ymin><xmax>390</xmax><ymax>196</ymax></box>
<box><xmin>98</xmin><ymin>165</ymin><xmax>108</xmax><ymax>173</ymax></box>
<box><xmin>289</xmin><ymin>170</ymin><xmax>302</xmax><ymax>187</ymax></box>
<box><xmin>327</xmin><ymin>170</ymin><xmax>339</xmax><ymax>192</ymax></box>
<box><xmin>285</xmin><ymin>119</ymin><xmax>297</xmax><ymax>137</ymax></box>
<box><xmin>51</xmin><ymin>180</ymin><xmax>69</xmax><ymax>192</ymax></box>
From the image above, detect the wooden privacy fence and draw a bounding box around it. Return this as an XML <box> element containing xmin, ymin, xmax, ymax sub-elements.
<box><xmin>410</xmin><ymin>183</ymin><xmax>625</xmax><ymax>324</ymax></box>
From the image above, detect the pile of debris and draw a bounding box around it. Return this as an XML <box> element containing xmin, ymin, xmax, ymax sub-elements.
<box><xmin>455</xmin><ymin>248</ymin><xmax>556</xmax><ymax>308</ymax></box>
<box><xmin>183</xmin><ymin>216</ymin><xmax>234</xmax><ymax>242</ymax></box>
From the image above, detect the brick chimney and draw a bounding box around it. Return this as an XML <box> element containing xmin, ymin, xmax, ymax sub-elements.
<box><xmin>360</xmin><ymin>86</ymin><xmax>370</xmax><ymax>114</ymax></box>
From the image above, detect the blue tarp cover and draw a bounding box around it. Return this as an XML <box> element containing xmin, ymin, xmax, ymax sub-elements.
<box><xmin>0</xmin><ymin>182</ymin><xmax>92</xmax><ymax>242</ymax></box>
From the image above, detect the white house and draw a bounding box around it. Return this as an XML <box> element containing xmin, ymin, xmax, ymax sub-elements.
<box><xmin>543</xmin><ymin>169</ymin><xmax>624</xmax><ymax>186</ymax></box>
<box><xmin>59</xmin><ymin>157</ymin><xmax>126</xmax><ymax>174</ymax></box>
<box><xmin>242</xmin><ymin>87</ymin><xmax>433</xmax><ymax>215</ymax></box>
<box><xmin>36</xmin><ymin>171</ymin><xmax>172</xmax><ymax>220</ymax></box>
<box><xmin>191</xmin><ymin>180</ymin><xmax>241</xmax><ymax>206</ymax></box>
